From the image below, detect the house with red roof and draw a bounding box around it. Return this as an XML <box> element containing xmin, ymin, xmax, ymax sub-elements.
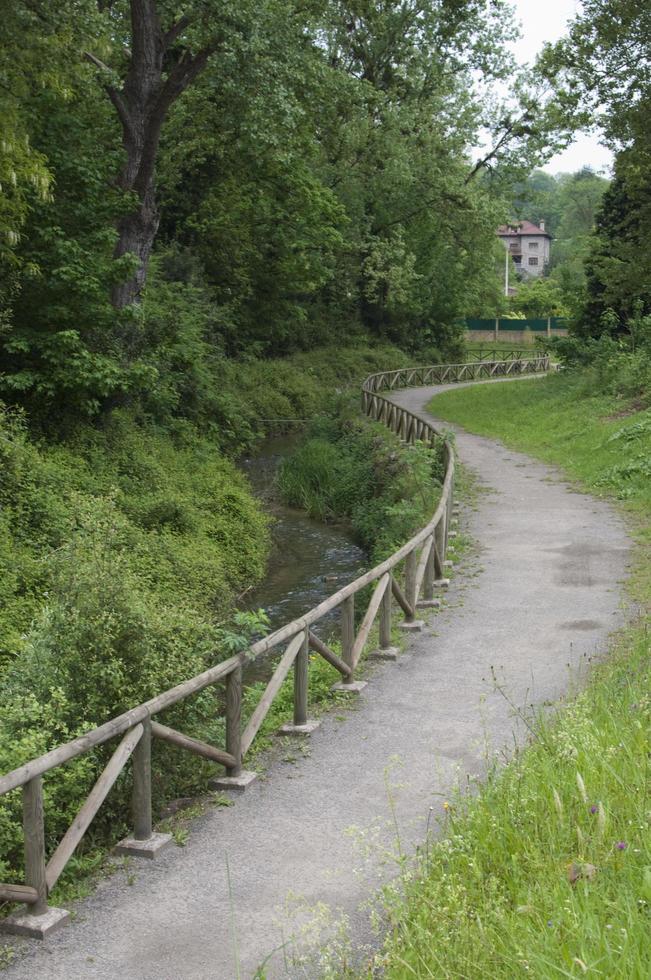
<box><xmin>497</xmin><ymin>220</ymin><xmax>551</xmax><ymax>278</ymax></box>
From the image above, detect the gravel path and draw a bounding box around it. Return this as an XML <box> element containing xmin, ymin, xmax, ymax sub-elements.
<box><xmin>1</xmin><ymin>381</ymin><xmax>631</xmax><ymax>980</ymax></box>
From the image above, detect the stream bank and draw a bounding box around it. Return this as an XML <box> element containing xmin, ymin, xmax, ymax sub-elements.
<box><xmin>238</xmin><ymin>433</ymin><xmax>365</xmax><ymax>680</ymax></box>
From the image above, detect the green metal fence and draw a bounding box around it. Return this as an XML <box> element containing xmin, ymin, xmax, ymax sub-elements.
<box><xmin>466</xmin><ymin>317</ymin><xmax>568</xmax><ymax>333</ymax></box>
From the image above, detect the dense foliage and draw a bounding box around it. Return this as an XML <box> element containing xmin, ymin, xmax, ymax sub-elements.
<box><xmin>278</xmin><ymin>399</ymin><xmax>445</xmax><ymax>561</ymax></box>
<box><xmin>0</xmin><ymin>342</ymin><xmax>413</xmax><ymax>888</ymax></box>
<box><xmin>1</xmin><ymin>1</ymin><xmax>569</xmax><ymax>420</ymax></box>
<box><xmin>542</xmin><ymin>0</ymin><xmax>651</xmax><ymax>335</ymax></box>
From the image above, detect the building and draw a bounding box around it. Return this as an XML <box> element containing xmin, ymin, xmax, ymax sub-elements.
<box><xmin>497</xmin><ymin>220</ymin><xmax>551</xmax><ymax>278</ymax></box>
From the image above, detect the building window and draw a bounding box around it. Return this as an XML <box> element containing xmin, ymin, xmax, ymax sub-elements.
<box><xmin>528</xmin><ymin>257</ymin><xmax>539</xmax><ymax>266</ymax></box>
<box><xmin>509</xmin><ymin>242</ymin><xmax>519</xmax><ymax>252</ymax></box>
<box><xmin>529</xmin><ymin>241</ymin><xmax>539</xmax><ymax>250</ymax></box>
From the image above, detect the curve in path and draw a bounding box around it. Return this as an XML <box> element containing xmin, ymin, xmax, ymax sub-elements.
<box><xmin>2</xmin><ymin>381</ymin><xmax>631</xmax><ymax>980</ymax></box>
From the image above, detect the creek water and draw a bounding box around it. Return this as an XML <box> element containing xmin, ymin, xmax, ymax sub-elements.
<box><xmin>238</xmin><ymin>434</ymin><xmax>366</xmax><ymax>684</ymax></box>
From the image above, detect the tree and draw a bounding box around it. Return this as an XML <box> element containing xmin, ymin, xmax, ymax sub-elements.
<box><xmin>541</xmin><ymin>0</ymin><xmax>651</xmax><ymax>333</ymax></box>
<box><xmin>82</xmin><ymin>2</ymin><xmax>264</xmax><ymax>315</ymax></box>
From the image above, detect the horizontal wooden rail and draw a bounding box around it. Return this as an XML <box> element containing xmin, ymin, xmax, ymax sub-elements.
<box><xmin>0</xmin><ymin>354</ymin><xmax>549</xmax><ymax>927</ymax></box>
<box><xmin>151</xmin><ymin>722</ymin><xmax>237</xmax><ymax>769</ymax></box>
<box><xmin>0</xmin><ymin>884</ymin><xmax>40</xmax><ymax>905</ymax></box>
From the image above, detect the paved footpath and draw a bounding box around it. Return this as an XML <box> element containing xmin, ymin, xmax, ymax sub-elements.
<box><xmin>2</xmin><ymin>381</ymin><xmax>631</xmax><ymax>980</ymax></box>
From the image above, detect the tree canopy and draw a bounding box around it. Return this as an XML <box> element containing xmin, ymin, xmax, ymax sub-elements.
<box><xmin>0</xmin><ymin>1</ymin><xmax>578</xmax><ymax>419</ymax></box>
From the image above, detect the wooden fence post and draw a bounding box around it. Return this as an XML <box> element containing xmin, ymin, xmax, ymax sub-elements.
<box><xmin>404</xmin><ymin>549</ymin><xmax>417</xmax><ymax>617</ymax></box>
<box><xmin>380</xmin><ymin>576</ymin><xmax>392</xmax><ymax>649</ymax></box>
<box><xmin>293</xmin><ymin>631</ymin><xmax>309</xmax><ymax>726</ymax></box>
<box><xmin>434</xmin><ymin>516</ymin><xmax>445</xmax><ymax>577</ymax></box>
<box><xmin>341</xmin><ymin>595</ymin><xmax>355</xmax><ymax>683</ymax></box>
<box><xmin>225</xmin><ymin>666</ymin><xmax>243</xmax><ymax>777</ymax></box>
<box><xmin>332</xmin><ymin>594</ymin><xmax>367</xmax><ymax>691</ymax></box>
<box><xmin>23</xmin><ymin>777</ymin><xmax>47</xmax><ymax>917</ymax></box>
<box><xmin>368</xmin><ymin>573</ymin><xmax>399</xmax><ymax>661</ymax></box>
<box><xmin>132</xmin><ymin>717</ymin><xmax>152</xmax><ymax>841</ymax></box>
<box><xmin>423</xmin><ymin>534</ymin><xmax>436</xmax><ymax>601</ymax></box>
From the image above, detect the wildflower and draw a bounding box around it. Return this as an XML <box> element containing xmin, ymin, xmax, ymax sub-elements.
<box><xmin>547</xmin><ymin>920</ymin><xmax>553</xmax><ymax>927</ymax></box>
<box><xmin>443</xmin><ymin>801</ymin><xmax>450</xmax><ymax>811</ymax></box>
<box><xmin>590</xmin><ymin>804</ymin><xmax>598</xmax><ymax>814</ymax></box>
<box><xmin>553</xmin><ymin>788</ymin><xmax>563</xmax><ymax>819</ymax></box>
<box><xmin>616</xmin><ymin>841</ymin><xmax>627</xmax><ymax>851</ymax></box>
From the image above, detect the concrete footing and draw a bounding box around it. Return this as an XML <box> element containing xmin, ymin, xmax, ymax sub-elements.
<box><xmin>277</xmin><ymin>720</ymin><xmax>321</xmax><ymax>736</ymax></box>
<box><xmin>398</xmin><ymin>619</ymin><xmax>425</xmax><ymax>632</ymax></box>
<box><xmin>433</xmin><ymin>578</ymin><xmax>450</xmax><ymax>589</ymax></box>
<box><xmin>209</xmin><ymin>771</ymin><xmax>258</xmax><ymax>792</ymax></box>
<box><xmin>367</xmin><ymin>646</ymin><xmax>399</xmax><ymax>661</ymax></box>
<box><xmin>1</xmin><ymin>907</ymin><xmax>70</xmax><ymax>940</ymax></box>
<box><xmin>417</xmin><ymin>598</ymin><xmax>441</xmax><ymax>609</ymax></box>
<box><xmin>330</xmin><ymin>680</ymin><xmax>367</xmax><ymax>694</ymax></box>
<box><xmin>114</xmin><ymin>832</ymin><xmax>173</xmax><ymax>860</ymax></box>
<box><xmin>448</xmin><ymin>530</ymin><xmax>458</xmax><ymax>538</ymax></box>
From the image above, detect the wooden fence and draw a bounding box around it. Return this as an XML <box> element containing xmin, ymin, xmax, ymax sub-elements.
<box><xmin>0</xmin><ymin>354</ymin><xmax>549</xmax><ymax>935</ymax></box>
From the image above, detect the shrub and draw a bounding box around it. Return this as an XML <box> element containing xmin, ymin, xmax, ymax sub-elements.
<box><xmin>278</xmin><ymin>399</ymin><xmax>445</xmax><ymax>561</ymax></box>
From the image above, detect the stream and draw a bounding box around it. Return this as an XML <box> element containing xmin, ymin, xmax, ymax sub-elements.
<box><xmin>239</xmin><ymin>434</ymin><xmax>366</xmax><ymax>684</ymax></box>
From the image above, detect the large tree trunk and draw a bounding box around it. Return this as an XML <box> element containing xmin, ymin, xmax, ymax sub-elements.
<box><xmin>101</xmin><ymin>1</ymin><xmax>211</xmax><ymax>314</ymax></box>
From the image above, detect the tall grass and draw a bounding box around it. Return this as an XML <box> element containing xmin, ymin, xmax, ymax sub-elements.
<box><xmin>378</xmin><ymin>628</ymin><xmax>650</xmax><ymax>979</ymax></box>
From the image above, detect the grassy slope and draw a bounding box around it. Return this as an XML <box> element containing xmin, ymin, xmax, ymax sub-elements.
<box><xmin>373</xmin><ymin>372</ymin><xmax>650</xmax><ymax>979</ymax></box>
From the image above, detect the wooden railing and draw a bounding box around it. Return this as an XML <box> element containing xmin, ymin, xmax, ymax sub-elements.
<box><xmin>463</xmin><ymin>347</ymin><xmax>538</xmax><ymax>363</ymax></box>
<box><xmin>0</xmin><ymin>354</ymin><xmax>549</xmax><ymax>935</ymax></box>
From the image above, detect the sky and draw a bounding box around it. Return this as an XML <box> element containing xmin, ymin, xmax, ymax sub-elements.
<box><xmin>509</xmin><ymin>0</ymin><xmax>613</xmax><ymax>175</ymax></box>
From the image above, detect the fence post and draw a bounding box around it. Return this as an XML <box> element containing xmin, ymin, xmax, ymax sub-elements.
<box><xmin>23</xmin><ymin>777</ymin><xmax>48</xmax><ymax>917</ymax></box>
<box><xmin>423</xmin><ymin>534</ymin><xmax>436</xmax><ymax>601</ymax></box>
<box><xmin>132</xmin><ymin>717</ymin><xmax>152</xmax><ymax>841</ymax></box>
<box><xmin>369</xmin><ymin>573</ymin><xmax>399</xmax><ymax>661</ymax></box>
<box><xmin>225</xmin><ymin>666</ymin><xmax>243</xmax><ymax>776</ymax></box>
<box><xmin>293</xmin><ymin>631</ymin><xmax>309</xmax><ymax>726</ymax></box>
<box><xmin>1</xmin><ymin>777</ymin><xmax>71</xmax><ymax>937</ymax></box>
<box><xmin>494</xmin><ymin>317</ymin><xmax>499</xmax><ymax>341</ymax></box>
<box><xmin>405</xmin><ymin>549</ymin><xmax>417</xmax><ymax>617</ymax></box>
<box><xmin>341</xmin><ymin>595</ymin><xmax>355</xmax><ymax>682</ymax></box>
<box><xmin>380</xmin><ymin>576</ymin><xmax>392</xmax><ymax>648</ymax></box>
<box><xmin>332</xmin><ymin>593</ymin><xmax>367</xmax><ymax>692</ymax></box>
<box><xmin>210</xmin><ymin>664</ymin><xmax>257</xmax><ymax>790</ymax></box>
<box><xmin>114</xmin><ymin>717</ymin><xmax>173</xmax><ymax>858</ymax></box>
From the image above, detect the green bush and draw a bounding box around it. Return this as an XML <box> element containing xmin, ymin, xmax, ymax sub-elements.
<box><xmin>278</xmin><ymin>400</ymin><xmax>445</xmax><ymax>561</ymax></box>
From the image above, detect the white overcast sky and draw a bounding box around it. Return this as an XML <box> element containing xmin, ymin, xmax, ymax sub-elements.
<box><xmin>509</xmin><ymin>0</ymin><xmax>613</xmax><ymax>174</ymax></box>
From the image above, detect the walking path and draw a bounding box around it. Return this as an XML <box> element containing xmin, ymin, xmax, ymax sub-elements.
<box><xmin>2</xmin><ymin>381</ymin><xmax>631</xmax><ymax>980</ymax></box>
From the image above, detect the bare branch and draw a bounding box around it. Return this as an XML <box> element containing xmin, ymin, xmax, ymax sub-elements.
<box><xmin>84</xmin><ymin>51</ymin><xmax>112</xmax><ymax>73</ymax></box>
<box><xmin>465</xmin><ymin>120</ymin><xmax>520</xmax><ymax>183</ymax></box>
<box><xmin>107</xmin><ymin>87</ymin><xmax>134</xmax><ymax>138</ymax></box>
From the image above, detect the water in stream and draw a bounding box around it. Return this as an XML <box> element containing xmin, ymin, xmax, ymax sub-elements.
<box><xmin>239</xmin><ymin>434</ymin><xmax>365</xmax><ymax>682</ymax></box>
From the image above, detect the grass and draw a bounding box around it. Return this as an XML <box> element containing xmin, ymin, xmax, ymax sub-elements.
<box><xmin>367</xmin><ymin>369</ymin><xmax>650</xmax><ymax>979</ymax></box>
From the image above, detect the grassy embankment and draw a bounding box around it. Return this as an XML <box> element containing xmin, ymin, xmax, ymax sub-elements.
<box><xmin>372</xmin><ymin>369</ymin><xmax>650</xmax><ymax>979</ymax></box>
<box><xmin>0</xmin><ymin>342</ymin><xmax>418</xmax><ymax>905</ymax></box>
